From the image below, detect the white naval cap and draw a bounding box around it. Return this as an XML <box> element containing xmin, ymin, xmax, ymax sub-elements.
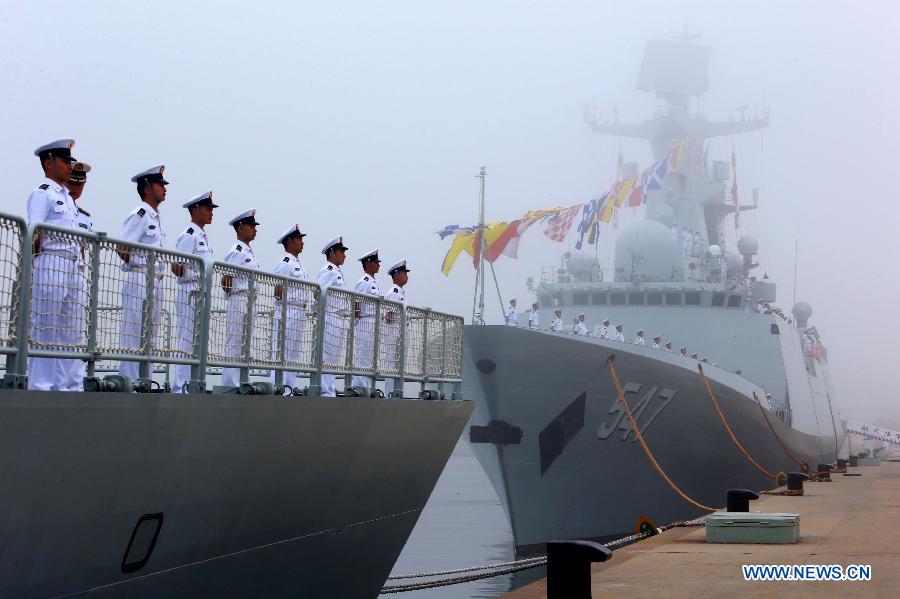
<box><xmin>321</xmin><ymin>236</ymin><xmax>348</xmax><ymax>255</ymax></box>
<box><xmin>637</xmin><ymin>329</ymin><xmax>644</xmax><ymax>334</ymax></box>
<box><xmin>653</xmin><ymin>334</ymin><xmax>661</xmax><ymax>340</ymax></box>
<box><xmin>34</xmin><ymin>139</ymin><xmax>76</xmax><ymax>161</ymax></box>
<box><xmin>358</xmin><ymin>248</ymin><xmax>380</xmax><ymax>263</ymax></box>
<box><xmin>182</xmin><ymin>190</ymin><xmax>219</xmax><ymax>209</ymax></box>
<box><xmin>602</xmin><ymin>318</ymin><xmax>610</xmax><ymax>324</ymax></box>
<box><xmin>228</xmin><ymin>208</ymin><xmax>259</xmax><ymax>227</ymax></box>
<box><xmin>615</xmin><ymin>323</ymin><xmax>623</xmax><ymax>329</ymax></box>
<box><xmin>387</xmin><ymin>259</ymin><xmax>411</xmax><ymax>275</ymax></box>
<box><xmin>277</xmin><ymin>224</ymin><xmax>307</xmax><ymax>244</ymax></box>
<box><xmin>69</xmin><ymin>161</ymin><xmax>91</xmax><ymax>182</ymax></box>
<box><xmin>131</xmin><ymin>164</ymin><xmax>169</xmax><ymax>185</ymax></box>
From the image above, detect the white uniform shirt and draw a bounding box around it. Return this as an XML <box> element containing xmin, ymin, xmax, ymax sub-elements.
<box><xmin>223</xmin><ymin>241</ymin><xmax>258</xmax><ymax>292</ymax></box>
<box><xmin>550</xmin><ymin>317</ymin><xmax>563</xmax><ymax>332</ymax></box>
<box><xmin>121</xmin><ymin>202</ymin><xmax>166</xmax><ymax>272</ymax></box>
<box><xmin>317</xmin><ymin>262</ymin><xmax>345</xmax><ymax>289</ymax></box>
<box><xmin>75</xmin><ymin>205</ymin><xmax>93</xmax><ymax>232</ymax></box>
<box><xmin>573</xmin><ymin>321</ymin><xmax>589</xmax><ymax>336</ymax></box>
<box><xmin>27</xmin><ymin>178</ymin><xmax>79</xmax><ymax>253</ymax></box>
<box><xmin>614</xmin><ymin>330</ymin><xmax>625</xmax><ymax>342</ymax></box>
<box><xmin>505</xmin><ymin>306</ymin><xmax>518</xmax><ymax>326</ymax></box>
<box><xmin>665</xmin><ymin>346</ymin><xmax>672</xmax><ymax>352</ymax></box>
<box><xmin>599</xmin><ymin>325</ymin><xmax>610</xmax><ymax>339</ymax></box>
<box><xmin>385</xmin><ymin>284</ymin><xmax>406</xmax><ymax>304</ymax></box>
<box><xmin>651</xmin><ymin>342</ymin><xmax>660</xmax><ymax>350</ymax></box>
<box><xmin>274</xmin><ymin>252</ymin><xmax>310</xmax><ymax>306</ymax></box>
<box><xmin>354</xmin><ymin>273</ymin><xmax>381</xmax><ymax>318</ymax></box>
<box><xmin>174</xmin><ymin>223</ymin><xmax>214</xmax><ymax>284</ymax></box>
<box><xmin>634</xmin><ymin>335</ymin><xmax>645</xmax><ymax>345</ymax></box>
<box><xmin>528</xmin><ymin>309</ymin><xmax>539</xmax><ymax>329</ymax></box>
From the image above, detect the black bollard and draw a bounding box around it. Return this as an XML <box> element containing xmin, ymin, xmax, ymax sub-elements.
<box><xmin>836</xmin><ymin>459</ymin><xmax>848</xmax><ymax>469</ymax></box>
<box><xmin>547</xmin><ymin>540</ymin><xmax>612</xmax><ymax>599</ymax></box>
<box><xmin>726</xmin><ymin>489</ymin><xmax>759</xmax><ymax>512</ymax></box>
<box><xmin>787</xmin><ymin>472</ymin><xmax>809</xmax><ymax>491</ymax></box>
<box><xmin>849</xmin><ymin>456</ymin><xmax>858</xmax><ymax>467</ymax></box>
<box><xmin>816</xmin><ymin>464</ymin><xmax>832</xmax><ymax>481</ymax></box>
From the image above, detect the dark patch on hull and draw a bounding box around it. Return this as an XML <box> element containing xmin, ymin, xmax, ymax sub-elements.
<box><xmin>539</xmin><ymin>392</ymin><xmax>586</xmax><ymax>476</ymax></box>
<box><xmin>470</xmin><ymin>419</ymin><xmax>523</xmax><ymax>445</ymax></box>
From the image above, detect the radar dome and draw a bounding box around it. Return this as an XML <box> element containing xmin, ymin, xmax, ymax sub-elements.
<box><xmin>708</xmin><ymin>244</ymin><xmax>722</xmax><ymax>257</ymax></box>
<box><xmin>792</xmin><ymin>301</ymin><xmax>812</xmax><ymax>327</ymax></box>
<box><xmin>614</xmin><ymin>219</ymin><xmax>680</xmax><ymax>282</ymax></box>
<box><xmin>737</xmin><ymin>235</ymin><xmax>759</xmax><ymax>256</ymax></box>
<box><xmin>645</xmin><ymin>203</ymin><xmax>676</xmax><ymax>227</ymax></box>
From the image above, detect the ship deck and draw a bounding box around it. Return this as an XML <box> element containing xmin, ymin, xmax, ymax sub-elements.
<box><xmin>502</xmin><ymin>449</ymin><xmax>900</xmax><ymax>598</ymax></box>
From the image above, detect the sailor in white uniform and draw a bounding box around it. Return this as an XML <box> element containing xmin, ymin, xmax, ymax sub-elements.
<box><xmin>60</xmin><ymin>161</ymin><xmax>93</xmax><ymax>391</ymax></box>
<box><xmin>117</xmin><ymin>164</ymin><xmax>168</xmax><ymax>382</ymax></box>
<box><xmin>528</xmin><ymin>302</ymin><xmax>540</xmax><ymax>329</ymax></box>
<box><xmin>550</xmin><ymin>308</ymin><xmax>563</xmax><ymax>332</ymax></box>
<box><xmin>26</xmin><ymin>139</ymin><xmax>79</xmax><ymax>391</ymax></box>
<box><xmin>171</xmin><ymin>191</ymin><xmax>218</xmax><ymax>393</ymax></box>
<box><xmin>271</xmin><ymin>224</ymin><xmax>310</xmax><ymax>394</ymax></box>
<box><xmin>598</xmin><ymin>318</ymin><xmax>610</xmax><ymax>339</ymax></box>
<box><xmin>680</xmin><ymin>347</ymin><xmax>688</xmax><ymax>357</ymax></box>
<box><xmin>220</xmin><ymin>209</ymin><xmax>260</xmax><ymax>388</ymax></box>
<box><xmin>505</xmin><ymin>298</ymin><xmax>519</xmax><ymax>327</ymax></box>
<box><xmin>651</xmin><ymin>334</ymin><xmax>661</xmax><ymax>350</ymax></box>
<box><xmin>614</xmin><ymin>323</ymin><xmax>625</xmax><ymax>342</ymax></box>
<box><xmin>382</xmin><ymin>259</ymin><xmax>409</xmax><ymax>397</ymax></box>
<box><xmin>634</xmin><ymin>329</ymin><xmax>646</xmax><ymax>345</ymax></box>
<box><xmin>317</xmin><ymin>236</ymin><xmax>349</xmax><ymax>397</ymax></box>
<box><xmin>664</xmin><ymin>341</ymin><xmax>673</xmax><ymax>352</ymax></box>
<box><xmin>351</xmin><ymin>248</ymin><xmax>381</xmax><ymax>389</ymax></box>
<box><xmin>573</xmin><ymin>313</ymin><xmax>589</xmax><ymax>336</ymax></box>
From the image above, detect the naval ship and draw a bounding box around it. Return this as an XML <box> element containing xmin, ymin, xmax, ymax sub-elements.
<box><xmin>465</xmin><ymin>37</ymin><xmax>843</xmax><ymax>553</ymax></box>
<box><xmin>0</xmin><ymin>213</ymin><xmax>471</xmax><ymax>597</ymax></box>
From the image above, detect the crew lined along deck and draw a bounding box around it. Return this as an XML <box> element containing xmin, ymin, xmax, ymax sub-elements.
<box><xmin>0</xmin><ymin>213</ymin><xmax>463</xmax><ymax>396</ymax></box>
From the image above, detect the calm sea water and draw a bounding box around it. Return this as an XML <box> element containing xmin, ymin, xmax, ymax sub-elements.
<box><xmin>380</xmin><ymin>441</ymin><xmax>545</xmax><ymax>599</ymax></box>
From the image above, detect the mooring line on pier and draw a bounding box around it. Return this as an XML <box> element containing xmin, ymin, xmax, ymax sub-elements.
<box><xmin>697</xmin><ymin>364</ymin><xmax>778</xmax><ymax>482</ymax></box>
<box><xmin>606</xmin><ymin>356</ymin><xmax>722</xmax><ymax>512</ymax></box>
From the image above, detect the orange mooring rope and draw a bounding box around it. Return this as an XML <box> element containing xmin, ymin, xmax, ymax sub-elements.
<box><xmin>698</xmin><ymin>364</ymin><xmax>776</xmax><ymax>480</ymax></box>
<box><xmin>606</xmin><ymin>357</ymin><xmax>721</xmax><ymax>512</ymax></box>
<box><xmin>752</xmin><ymin>391</ymin><xmax>808</xmax><ymax>470</ymax></box>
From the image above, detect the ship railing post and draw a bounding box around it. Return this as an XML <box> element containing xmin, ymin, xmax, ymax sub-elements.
<box><xmin>274</xmin><ymin>281</ymin><xmax>288</xmax><ymax>388</ymax></box>
<box><xmin>345</xmin><ymin>290</ymin><xmax>357</xmax><ymax>392</ymax></box>
<box><xmin>189</xmin><ymin>261</ymin><xmax>212</xmax><ymax>393</ymax></box>
<box><xmin>438</xmin><ymin>315</ymin><xmax>448</xmax><ymax>397</ymax></box>
<box><xmin>308</xmin><ymin>285</ymin><xmax>327</xmax><ymax>396</ymax></box>
<box><xmin>371</xmin><ymin>297</ymin><xmax>381</xmax><ymax>395</ymax></box>
<box><xmin>240</xmin><ymin>270</ymin><xmax>257</xmax><ymax>385</ymax></box>
<box><xmin>4</xmin><ymin>219</ymin><xmax>33</xmax><ymax>389</ymax></box>
<box><xmin>420</xmin><ymin>308</ymin><xmax>430</xmax><ymax>396</ymax></box>
<box><xmin>394</xmin><ymin>303</ymin><xmax>406</xmax><ymax>398</ymax></box>
<box><xmin>137</xmin><ymin>249</ymin><xmax>156</xmax><ymax>388</ymax></box>
<box><xmin>84</xmin><ymin>232</ymin><xmax>103</xmax><ymax>383</ymax></box>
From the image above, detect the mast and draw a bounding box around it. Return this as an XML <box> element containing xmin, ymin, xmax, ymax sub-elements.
<box><xmin>472</xmin><ymin>166</ymin><xmax>487</xmax><ymax>323</ymax></box>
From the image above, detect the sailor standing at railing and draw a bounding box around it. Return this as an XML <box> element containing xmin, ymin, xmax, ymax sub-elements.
<box><xmin>550</xmin><ymin>308</ymin><xmax>563</xmax><ymax>332</ymax></box>
<box><xmin>26</xmin><ymin>139</ymin><xmax>78</xmax><ymax>391</ymax></box>
<box><xmin>382</xmin><ymin>259</ymin><xmax>409</xmax><ymax>398</ymax></box>
<box><xmin>271</xmin><ymin>224</ymin><xmax>309</xmax><ymax>395</ymax></box>
<box><xmin>505</xmin><ymin>298</ymin><xmax>518</xmax><ymax>327</ymax></box>
<box><xmin>614</xmin><ymin>323</ymin><xmax>625</xmax><ymax>342</ymax></box>
<box><xmin>220</xmin><ymin>209</ymin><xmax>260</xmax><ymax>388</ymax></box>
<box><xmin>317</xmin><ymin>236</ymin><xmax>349</xmax><ymax>397</ymax></box>
<box><xmin>351</xmin><ymin>249</ymin><xmax>381</xmax><ymax>389</ymax></box>
<box><xmin>573</xmin><ymin>313</ymin><xmax>589</xmax><ymax>336</ymax></box>
<box><xmin>171</xmin><ymin>191</ymin><xmax>218</xmax><ymax>393</ymax></box>
<box><xmin>117</xmin><ymin>165</ymin><xmax>169</xmax><ymax>382</ymax></box>
<box><xmin>634</xmin><ymin>329</ymin><xmax>646</xmax><ymax>345</ymax></box>
<box><xmin>60</xmin><ymin>161</ymin><xmax>93</xmax><ymax>391</ymax></box>
<box><xmin>527</xmin><ymin>302</ymin><xmax>540</xmax><ymax>329</ymax></box>
<box><xmin>599</xmin><ymin>318</ymin><xmax>610</xmax><ymax>339</ymax></box>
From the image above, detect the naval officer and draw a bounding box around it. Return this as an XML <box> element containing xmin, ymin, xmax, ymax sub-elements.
<box><xmin>61</xmin><ymin>161</ymin><xmax>94</xmax><ymax>391</ymax></box>
<box><xmin>550</xmin><ymin>308</ymin><xmax>563</xmax><ymax>332</ymax></box>
<box><xmin>599</xmin><ymin>318</ymin><xmax>610</xmax><ymax>339</ymax></box>
<box><xmin>573</xmin><ymin>313</ymin><xmax>589</xmax><ymax>336</ymax></box>
<box><xmin>26</xmin><ymin>139</ymin><xmax>78</xmax><ymax>391</ymax></box>
<box><xmin>171</xmin><ymin>191</ymin><xmax>218</xmax><ymax>393</ymax></box>
<box><xmin>382</xmin><ymin>259</ymin><xmax>409</xmax><ymax>397</ymax></box>
<box><xmin>634</xmin><ymin>329</ymin><xmax>645</xmax><ymax>345</ymax></box>
<box><xmin>272</xmin><ymin>224</ymin><xmax>310</xmax><ymax>394</ymax></box>
<box><xmin>117</xmin><ymin>165</ymin><xmax>168</xmax><ymax>382</ymax></box>
<box><xmin>505</xmin><ymin>298</ymin><xmax>518</xmax><ymax>326</ymax></box>
<box><xmin>664</xmin><ymin>341</ymin><xmax>672</xmax><ymax>352</ymax></box>
<box><xmin>317</xmin><ymin>236</ymin><xmax>349</xmax><ymax>397</ymax></box>
<box><xmin>614</xmin><ymin>323</ymin><xmax>625</xmax><ymax>342</ymax></box>
<box><xmin>221</xmin><ymin>209</ymin><xmax>260</xmax><ymax>388</ymax></box>
<box><xmin>528</xmin><ymin>302</ymin><xmax>540</xmax><ymax>329</ymax></box>
<box><xmin>651</xmin><ymin>334</ymin><xmax>661</xmax><ymax>350</ymax></box>
<box><xmin>351</xmin><ymin>248</ymin><xmax>381</xmax><ymax>389</ymax></box>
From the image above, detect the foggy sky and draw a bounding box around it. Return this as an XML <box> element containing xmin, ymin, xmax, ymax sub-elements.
<box><xmin>3</xmin><ymin>1</ymin><xmax>899</xmax><ymax>426</ymax></box>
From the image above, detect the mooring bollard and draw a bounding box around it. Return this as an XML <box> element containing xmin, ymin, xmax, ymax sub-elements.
<box><xmin>787</xmin><ymin>472</ymin><xmax>809</xmax><ymax>493</ymax></box>
<box><xmin>547</xmin><ymin>540</ymin><xmax>612</xmax><ymax>599</ymax></box>
<box><xmin>816</xmin><ymin>464</ymin><xmax>832</xmax><ymax>481</ymax></box>
<box><xmin>836</xmin><ymin>458</ymin><xmax>847</xmax><ymax>469</ymax></box>
<box><xmin>726</xmin><ymin>489</ymin><xmax>759</xmax><ymax>512</ymax></box>
<box><xmin>849</xmin><ymin>455</ymin><xmax>858</xmax><ymax>467</ymax></box>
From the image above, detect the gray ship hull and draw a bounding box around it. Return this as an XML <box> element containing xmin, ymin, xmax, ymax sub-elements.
<box><xmin>0</xmin><ymin>392</ymin><xmax>472</xmax><ymax>598</ymax></box>
<box><xmin>464</xmin><ymin>326</ymin><xmax>840</xmax><ymax>552</ymax></box>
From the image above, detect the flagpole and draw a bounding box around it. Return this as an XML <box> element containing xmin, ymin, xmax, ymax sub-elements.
<box><xmin>473</xmin><ymin>166</ymin><xmax>487</xmax><ymax>324</ymax></box>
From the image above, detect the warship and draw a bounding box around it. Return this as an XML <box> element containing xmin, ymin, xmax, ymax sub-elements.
<box><xmin>465</xmin><ymin>36</ymin><xmax>844</xmax><ymax>553</ymax></box>
<box><xmin>0</xmin><ymin>214</ymin><xmax>471</xmax><ymax>597</ymax></box>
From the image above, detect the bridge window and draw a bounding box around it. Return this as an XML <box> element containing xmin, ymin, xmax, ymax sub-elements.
<box><xmin>665</xmin><ymin>292</ymin><xmax>682</xmax><ymax>305</ymax></box>
<box><xmin>727</xmin><ymin>295</ymin><xmax>742</xmax><ymax>308</ymax></box>
<box><xmin>573</xmin><ymin>291</ymin><xmax>589</xmax><ymax>305</ymax></box>
<box><xmin>591</xmin><ymin>292</ymin><xmax>607</xmax><ymax>305</ymax></box>
<box><xmin>610</xmin><ymin>293</ymin><xmax>626</xmax><ymax>305</ymax></box>
<box><xmin>628</xmin><ymin>292</ymin><xmax>644</xmax><ymax>305</ymax></box>
<box><xmin>647</xmin><ymin>292</ymin><xmax>662</xmax><ymax>305</ymax></box>
<box><xmin>685</xmin><ymin>292</ymin><xmax>701</xmax><ymax>306</ymax></box>
<box><xmin>711</xmin><ymin>293</ymin><xmax>725</xmax><ymax>307</ymax></box>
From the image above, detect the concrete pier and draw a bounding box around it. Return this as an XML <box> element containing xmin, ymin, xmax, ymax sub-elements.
<box><xmin>503</xmin><ymin>451</ymin><xmax>899</xmax><ymax>598</ymax></box>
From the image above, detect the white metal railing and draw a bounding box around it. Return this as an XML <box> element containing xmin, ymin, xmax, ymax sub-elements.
<box><xmin>0</xmin><ymin>213</ymin><xmax>463</xmax><ymax>397</ymax></box>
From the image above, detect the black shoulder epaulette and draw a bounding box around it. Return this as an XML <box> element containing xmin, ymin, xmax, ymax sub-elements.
<box><xmin>327</xmin><ymin>264</ymin><xmax>333</xmax><ymax>270</ymax></box>
<box><xmin>363</xmin><ymin>276</ymin><xmax>369</xmax><ymax>281</ymax></box>
<box><xmin>38</xmin><ymin>184</ymin><xmax>49</xmax><ymax>190</ymax></box>
<box><xmin>77</xmin><ymin>207</ymin><xmax>90</xmax><ymax>216</ymax></box>
<box><xmin>187</xmin><ymin>227</ymin><xmax>194</xmax><ymax>235</ymax></box>
<box><xmin>236</xmin><ymin>244</ymin><xmax>242</xmax><ymax>251</ymax></box>
<box><xmin>282</xmin><ymin>256</ymin><xmax>289</xmax><ymax>262</ymax></box>
<box><xmin>137</xmin><ymin>208</ymin><xmax>146</xmax><ymax>217</ymax></box>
